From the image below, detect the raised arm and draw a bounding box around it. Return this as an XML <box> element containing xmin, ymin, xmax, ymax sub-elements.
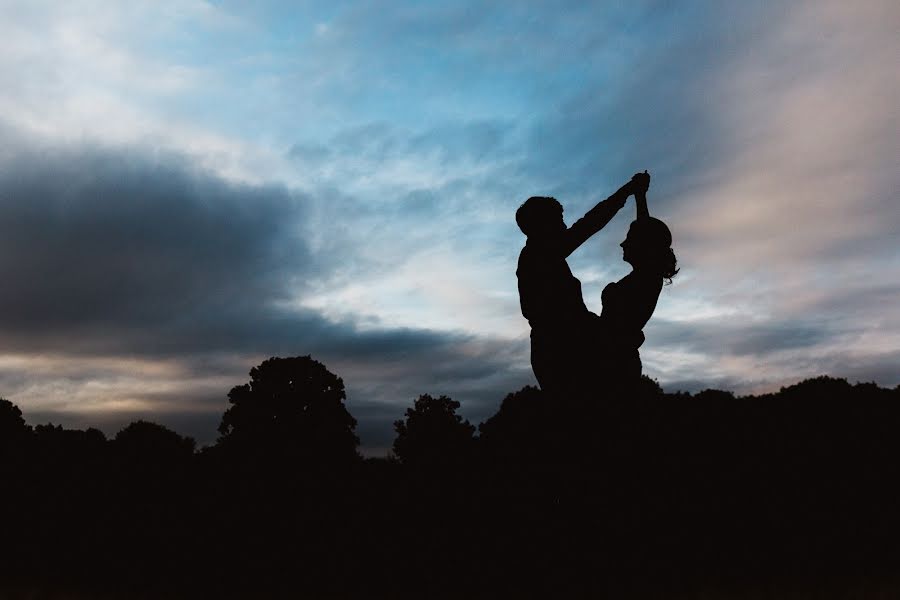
<box><xmin>633</xmin><ymin>171</ymin><xmax>650</xmax><ymax>221</ymax></box>
<box><xmin>635</xmin><ymin>191</ymin><xmax>650</xmax><ymax>221</ymax></box>
<box><xmin>560</xmin><ymin>179</ymin><xmax>634</xmax><ymax>257</ymax></box>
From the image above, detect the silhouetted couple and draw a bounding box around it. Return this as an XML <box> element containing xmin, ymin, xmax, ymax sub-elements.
<box><xmin>516</xmin><ymin>171</ymin><xmax>677</xmax><ymax>402</ymax></box>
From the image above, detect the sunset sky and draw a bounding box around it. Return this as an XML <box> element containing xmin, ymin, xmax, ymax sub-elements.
<box><xmin>1</xmin><ymin>1</ymin><xmax>896</xmax><ymax>452</ymax></box>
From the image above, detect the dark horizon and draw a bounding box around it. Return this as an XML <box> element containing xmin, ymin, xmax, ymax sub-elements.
<box><xmin>9</xmin><ymin>364</ymin><xmax>899</xmax><ymax>455</ymax></box>
<box><xmin>2</xmin><ymin>363</ymin><xmax>897</xmax><ymax>598</ymax></box>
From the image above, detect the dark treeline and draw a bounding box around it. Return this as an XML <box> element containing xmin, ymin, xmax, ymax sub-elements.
<box><xmin>1</xmin><ymin>355</ymin><xmax>898</xmax><ymax>598</ymax></box>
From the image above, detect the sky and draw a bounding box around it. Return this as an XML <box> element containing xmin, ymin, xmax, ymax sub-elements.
<box><xmin>0</xmin><ymin>0</ymin><xmax>897</xmax><ymax>453</ymax></box>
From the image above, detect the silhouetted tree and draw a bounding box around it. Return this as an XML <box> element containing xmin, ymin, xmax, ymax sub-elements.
<box><xmin>779</xmin><ymin>374</ymin><xmax>854</xmax><ymax>397</ymax></box>
<box><xmin>691</xmin><ymin>388</ymin><xmax>734</xmax><ymax>402</ymax></box>
<box><xmin>0</xmin><ymin>397</ymin><xmax>29</xmax><ymax>436</ymax></box>
<box><xmin>35</xmin><ymin>423</ymin><xmax>107</xmax><ymax>440</ymax></box>
<box><xmin>393</xmin><ymin>394</ymin><xmax>476</xmax><ymax>468</ymax></box>
<box><xmin>33</xmin><ymin>423</ymin><xmax>107</xmax><ymax>468</ymax></box>
<box><xmin>217</xmin><ymin>355</ymin><xmax>360</xmax><ymax>464</ymax></box>
<box><xmin>636</xmin><ymin>374</ymin><xmax>664</xmax><ymax>397</ymax></box>
<box><xmin>113</xmin><ymin>420</ymin><xmax>195</xmax><ymax>462</ymax></box>
<box><xmin>478</xmin><ymin>386</ymin><xmax>547</xmax><ymax>464</ymax></box>
<box><xmin>0</xmin><ymin>398</ymin><xmax>31</xmax><ymax>458</ymax></box>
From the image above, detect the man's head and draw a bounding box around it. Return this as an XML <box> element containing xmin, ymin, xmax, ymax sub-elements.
<box><xmin>516</xmin><ymin>196</ymin><xmax>565</xmax><ymax>238</ymax></box>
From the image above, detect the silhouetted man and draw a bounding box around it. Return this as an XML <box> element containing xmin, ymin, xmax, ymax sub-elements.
<box><xmin>516</xmin><ymin>174</ymin><xmax>647</xmax><ymax>399</ymax></box>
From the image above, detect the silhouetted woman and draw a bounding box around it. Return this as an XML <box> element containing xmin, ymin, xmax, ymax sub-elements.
<box><xmin>596</xmin><ymin>173</ymin><xmax>678</xmax><ymax>387</ymax></box>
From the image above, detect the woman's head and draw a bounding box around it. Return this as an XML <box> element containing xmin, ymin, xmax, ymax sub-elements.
<box><xmin>621</xmin><ymin>217</ymin><xmax>679</xmax><ymax>282</ymax></box>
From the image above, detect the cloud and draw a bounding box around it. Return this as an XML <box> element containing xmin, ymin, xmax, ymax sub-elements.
<box><xmin>647</xmin><ymin>317</ymin><xmax>832</xmax><ymax>358</ymax></box>
<box><xmin>0</xmin><ymin>144</ymin><xmax>309</xmax><ymax>349</ymax></box>
<box><xmin>1</xmin><ymin>0</ymin><xmax>897</xmax><ymax>452</ymax></box>
<box><xmin>277</xmin><ymin>0</ymin><xmax>900</xmax><ymax>399</ymax></box>
<box><xmin>512</xmin><ymin>0</ymin><xmax>900</xmax><ymax>392</ymax></box>
<box><xmin>0</xmin><ymin>141</ymin><xmax>531</xmax><ymax>447</ymax></box>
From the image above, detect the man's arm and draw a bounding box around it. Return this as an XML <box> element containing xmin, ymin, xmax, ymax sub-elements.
<box><xmin>560</xmin><ymin>180</ymin><xmax>633</xmax><ymax>258</ymax></box>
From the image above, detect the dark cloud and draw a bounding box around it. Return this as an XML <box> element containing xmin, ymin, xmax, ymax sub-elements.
<box><xmin>834</xmin><ymin>351</ymin><xmax>900</xmax><ymax>386</ymax></box>
<box><xmin>0</xmin><ymin>146</ymin><xmax>498</xmax><ymax>361</ymax></box>
<box><xmin>0</xmin><ymin>144</ymin><xmax>533</xmax><ymax>450</ymax></box>
<box><xmin>0</xmin><ymin>146</ymin><xmax>309</xmax><ymax>346</ymax></box>
<box><xmin>647</xmin><ymin>318</ymin><xmax>833</xmax><ymax>358</ymax></box>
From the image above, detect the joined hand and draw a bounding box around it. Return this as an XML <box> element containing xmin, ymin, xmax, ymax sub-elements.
<box><xmin>630</xmin><ymin>170</ymin><xmax>650</xmax><ymax>195</ymax></box>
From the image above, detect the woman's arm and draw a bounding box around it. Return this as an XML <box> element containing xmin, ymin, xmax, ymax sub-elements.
<box><xmin>635</xmin><ymin>191</ymin><xmax>650</xmax><ymax>221</ymax></box>
<box><xmin>633</xmin><ymin>171</ymin><xmax>650</xmax><ymax>221</ymax></box>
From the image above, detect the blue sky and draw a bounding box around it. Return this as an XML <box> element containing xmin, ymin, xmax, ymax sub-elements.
<box><xmin>0</xmin><ymin>0</ymin><xmax>897</xmax><ymax>452</ymax></box>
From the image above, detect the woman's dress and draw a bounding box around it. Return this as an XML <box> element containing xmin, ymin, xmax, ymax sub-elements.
<box><xmin>597</xmin><ymin>271</ymin><xmax>663</xmax><ymax>387</ymax></box>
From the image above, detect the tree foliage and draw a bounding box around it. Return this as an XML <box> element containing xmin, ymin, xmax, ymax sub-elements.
<box><xmin>218</xmin><ymin>355</ymin><xmax>359</xmax><ymax>463</ymax></box>
<box><xmin>392</xmin><ymin>394</ymin><xmax>476</xmax><ymax>467</ymax></box>
<box><xmin>114</xmin><ymin>420</ymin><xmax>196</xmax><ymax>461</ymax></box>
<box><xmin>0</xmin><ymin>398</ymin><xmax>32</xmax><ymax>458</ymax></box>
<box><xmin>478</xmin><ymin>386</ymin><xmax>546</xmax><ymax>462</ymax></box>
<box><xmin>0</xmin><ymin>397</ymin><xmax>29</xmax><ymax>436</ymax></box>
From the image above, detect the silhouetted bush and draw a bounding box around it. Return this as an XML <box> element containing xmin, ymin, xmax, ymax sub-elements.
<box><xmin>113</xmin><ymin>419</ymin><xmax>195</xmax><ymax>462</ymax></box>
<box><xmin>478</xmin><ymin>385</ymin><xmax>547</xmax><ymax>464</ymax></box>
<box><xmin>393</xmin><ymin>394</ymin><xmax>476</xmax><ymax>468</ymax></box>
<box><xmin>32</xmin><ymin>423</ymin><xmax>108</xmax><ymax>470</ymax></box>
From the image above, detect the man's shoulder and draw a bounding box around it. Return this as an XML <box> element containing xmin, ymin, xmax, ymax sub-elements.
<box><xmin>517</xmin><ymin>241</ymin><xmax>545</xmax><ymax>272</ymax></box>
<box><xmin>518</xmin><ymin>240</ymin><xmax>535</xmax><ymax>261</ymax></box>
<box><xmin>519</xmin><ymin>238</ymin><xmax>556</xmax><ymax>258</ymax></box>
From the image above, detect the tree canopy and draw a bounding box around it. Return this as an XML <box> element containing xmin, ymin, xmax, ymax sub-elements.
<box><xmin>114</xmin><ymin>420</ymin><xmax>196</xmax><ymax>461</ymax></box>
<box><xmin>0</xmin><ymin>397</ymin><xmax>31</xmax><ymax>457</ymax></box>
<box><xmin>392</xmin><ymin>394</ymin><xmax>476</xmax><ymax>468</ymax></box>
<box><xmin>0</xmin><ymin>397</ymin><xmax>29</xmax><ymax>436</ymax></box>
<box><xmin>218</xmin><ymin>355</ymin><xmax>360</xmax><ymax>463</ymax></box>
